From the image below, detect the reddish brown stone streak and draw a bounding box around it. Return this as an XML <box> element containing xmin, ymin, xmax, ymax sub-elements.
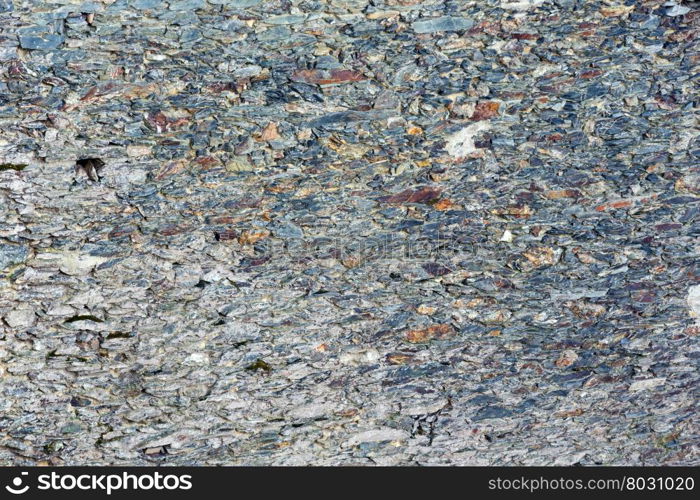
<box><xmin>471</xmin><ymin>101</ymin><xmax>500</xmax><ymax>121</ymax></box>
<box><xmin>145</xmin><ymin>111</ymin><xmax>189</xmax><ymax>133</ymax></box>
<box><xmin>291</xmin><ymin>69</ymin><xmax>367</xmax><ymax>85</ymax></box>
<box><xmin>511</xmin><ymin>32</ymin><xmax>538</xmax><ymax>40</ymax></box>
<box><xmin>379</xmin><ymin>186</ymin><xmax>442</xmax><ymax>204</ymax></box>
<box><xmin>580</xmin><ymin>69</ymin><xmax>603</xmax><ymax>79</ymax></box>
<box><xmin>159</xmin><ymin>225</ymin><xmax>191</xmax><ymax>236</ymax></box>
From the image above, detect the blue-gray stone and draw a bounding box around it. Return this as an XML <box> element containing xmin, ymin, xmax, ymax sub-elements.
<box><xmin>413</xmin><ymin>17</ymin><xmax>474</xmax><ymax>34</ymax></box>
<box><xmin>210</xmin><ymin>0</ymin><xmax>261</xmax><ymax>6</ymax></box>
<box><xmin>0</xmin><ymin>244</ymin><xmax>29</xmax><ymax>270</ymax></box>
<box><xmin>551</xmin><ymin>370</ymin><xmax>592</xmax><ymax>388</ymax></box>
<box><xmin>665</xmin><ymin>4</ymin><xmax>690</xmax><ymax>17</ymax></box>
<box><xmin>493</xmin><ymin>137</ymin><xmax>515</xmax><ymax>148</ymax></box>
<box><xmin>168</xmin><ymin>0</ymin><xmax>206</xmax><ymax>10</ymax></box>
<box><xmin>273</xmin><ymin>222</ymin><xmax>304</xmax><ymax>239</ymax></box>
<box><xmin>19</xmin><ymin>34</ymin><xmax>64</xmax><ymax>50</ymax></box>
<box><xmin>18</xmin><ymin>26</ymin><xmax>46</xmax><ymax>36</ymax></box>
<box><xmin>472</xmin><ymin>405</ymin><xmax>514</xmax><ymax>421</ymax></box>
<box><xmin>0</xmin><ymin>0</ymin><xmax>12</xmax><ymax>12</ymax></box>
<box><xmin>265</xmin><ymin>14</ymin><xmax>308</xmax><ymax>25</ymax></box>
<box><xmin>641</xmin><ymin>15</ymin><xmax>660</xmax><ymax>30</ymax></box>
<box><xmin>180</xmin><ymin>28</ymin><xmax>202</xmax><ymax>43</ymax></box>
<box><xmin>469</xmin><ymin>394</ymin><xmax>501</xmax><ymax>406</ymax></box>
<box><xmin>128</xmin><ymin>0</ymin><xmax>163</xmax><ymax>9</ymax></box>
<box><xmin>0</xmin><ymin>46</ymin><xmax>17</xmax><ymax>61</ymax></box>
<box><xmin>256</xmin><ymin>26</ymin><xmax>292</xmax><ymax>42</ymax></box>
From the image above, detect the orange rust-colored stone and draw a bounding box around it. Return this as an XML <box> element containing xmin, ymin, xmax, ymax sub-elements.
<box><xmin>595</xmin><ymin>200</ymin><xmax>632</xmax><ymax>211</ymax></box>
<box><xmin>238</xmin><ymin>230</ymin><xmax>270</xmax><ymax>245</ymax></box>
<box><xmin>260</xmin><ymin>122</ymin><xmax>279</xmax><ymax>141</ymax></box>
<box><xmin>405</xmin><ymin>324</ymin><xmax>455</xmax><ymax>343</ymax></box>
<box><xmin>386</xmin><ymin>353</ymin><xmax>414</xmax><ymax>365</ymax></box>
<box><xmin>544</xmin><ymin>189</ymin><xmax>581</xmax><ymax>200</ymax></box>
<box><xmin>471</xmin><ymin>100</ymin><xmax>500</xmax><ymax>121</ymax></box>
<box><xmin>433</xmin><ymin>198</ymin><xmax>455</xmax><ymax>211</ymax></box>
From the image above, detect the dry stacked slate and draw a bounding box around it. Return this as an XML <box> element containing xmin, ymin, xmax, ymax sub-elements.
<box><xmin>0</xmin><ymin>0</ymin><xmax>699</xmax><ymax>465</ymax></box>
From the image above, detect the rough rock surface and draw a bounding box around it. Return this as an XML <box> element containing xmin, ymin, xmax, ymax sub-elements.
<box><xmin>0</xmin><ymin>0</ymin><xmax>699</xmax><ymax>465</ymax></box>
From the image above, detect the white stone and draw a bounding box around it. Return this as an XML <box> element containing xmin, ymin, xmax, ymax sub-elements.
<box><xmin>186</xmin><ymin>352</ymin><xmax>210</xmax><ymax>365</ymax></box>
<box><xmin>445</xmin><ymin>122</ymin><xmax>491</xmax><ymax>158</ymax></box>
<box><xmin>401</xmin><ymin>397</ymin><xmax>448</xmax><ymax>416</ymax></box>
<box><xmin>687</xmin><ymin>285</ymin><xmax>700</xmax><ymax>319</ymax></box>
<box><xmin>629</xmin><ymin>378</ymin><xmax>666</xmax><ymax>392</ymax></box>
<box><xmin>500</xmin><ymin>229</ymin><xmax>514</xmax><ymax>242</ymax></box>
<box><xmin>339</xmin><ymin>348</ymin><xmax>380</xmax><ymax>366</ymax></box>
<box><xmin>666</xmin><ymin>4</ymin><xmax>690</xmax><ymax>17</ymax></box>
<box><xmin>46</xmin><ymin>304</ymin><xmax>75</xmax><ymax>316</ymax></box>
<box><xmin>346</xmin><ymin>428</ymin><xmax>408</xmax><ymax>446</ymax></box>
<box><xmin>500</xmin><ymin>0</ymin><xmax>545</xmax><ymax>11</ymax></box>
<box><xmin>4</xmin><ymin>305</ymin><xmax>36</xmax><ymax>329</ymax></box>
<box><xmin>32</xmin><ymin>251</ymin><xmax>108</xmax><ymax>276</ymax></box>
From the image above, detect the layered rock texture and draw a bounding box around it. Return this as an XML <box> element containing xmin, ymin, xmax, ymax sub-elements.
<box><xmin>0</xmin><ymin>0</ymin><xmax>699</xmax><ymax>465</ymax></box>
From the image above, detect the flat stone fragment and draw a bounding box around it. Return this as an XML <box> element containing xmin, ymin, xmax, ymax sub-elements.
<box><xmin>688</xmin><ymin>286</ymin><xmax>700</xmax><ymax>320</ymax></box>
<box><xmin>209</xmin><ymin>0</ymin><xmax>261</xmax><ymax>5</ymax></box>
<box><xmin>472</xmin><ymin>406</ymin><xmax>513</xmax><ymax>421</ymax></box>
<box><xmin>665</xmin><ymin>4</ymin><xmax>691</xmax><ymax>17</ymax></box>
<box><xmin>445</xmin><ymin>122</ymin><xmax>491</xmax><ymax>158</ymax></box>
<box><xmin>272</xmin><ymin>222</ymin><xmax>303</xmax><ymax>239</ymax></box>
<box><xmin>346</xmin><ymin>429</ymin><xmax>408</xmax><ymax>446</ymax></box>
<box><xmin>129</xmin><ymin>0</ymin><xmax>164</xmax><ymax>8</ymax></box>
<box><xmin>629</xmin><ymin>378</ymin><xmax>666</xmax><ymax>392</ymax></box>
<box><xmin>4</xmin><ymin>306</ymin><xmax>36</xmax><ymax>329</ymax></box>
<box><xmin>0</xmin><ymin>244</ymin><xmax>28</xmax><ymax>270</ymax></box>
<box><xmin>168</xmin><ymin>0</ymin><xmax>206</xmax><ymax>10</ymax></box>
<box><xmin>405</xmin><ymin>324</ymin><xmax>455</xmax><ymax>343</ymax></box>
<box><xmin>412</xmin><ymin>16</ymin><xmax>474</xmax><ymax>33</ymax></box>
<box><xmin>265</xmin><ymin>14</ymin><xmax>308</xmax><ymax>25</ymax></box>
<box><xmin>500</xmin><ymin>0</ymin><xmax>545</xmax><ymax>11</ymax></box>
<box><xmin>19</xmin><ymin>34</ymin><xmax>63</xmax><ymax>50</ymax></box>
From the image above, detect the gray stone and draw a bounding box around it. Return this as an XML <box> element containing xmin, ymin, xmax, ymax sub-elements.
<box><xmin>0</xmin><ymin>0</ymin><xmax>698</xmax><ymax>468</ymax></box>
<box><xmin>472</xmin><ymin>406</ymin><xmax>514</xmax><ymax>421</ymax></box>
<box><xmin>0</xmin><ymin>244</ymin><xmax>28</xmax><ymax>270</ymax></box>
<box><xmin>4</xmin><ymin>306</ymin><xmax>36</xmax><ymax>329</ymax></box>
<box><xmin>665</xmin><ymin>4</ymin><xmax>690</xmax><ymax>17</ymax></box>
<box><xmin>273</xmin><ymin>222</ymin><xmax>304</xmax><ymax>239</ymax></box>
<box><xmin>209</xmin><ymin>0</ymin><xmax>261</xmax><ymax>6</ymax></box>
<box><xmin>19</xmin><ymin>34</ymin><xmax>64</xmax><ymax>50</ymax></box>
<box><xmin>413</xmin><ymin>16</ymin><xmax>474</xmax><ymax>33</ymax></box>
<box><xmin>168</xmin><ymin>0</ymin><xmax>206</xmax><ymax>10</ymax></box>
<box><xmin>128</xmin><ymin>0</ymin><xmax>164</xmax><ymax>9</ymax></box>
